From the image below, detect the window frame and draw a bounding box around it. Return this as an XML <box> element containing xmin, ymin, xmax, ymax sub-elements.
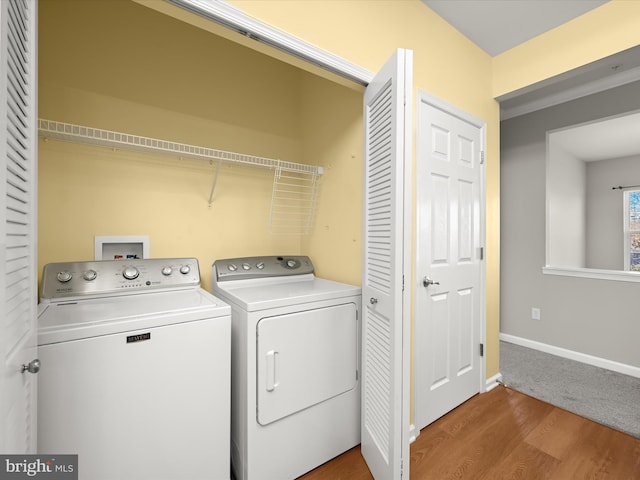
<box><xmin>623</xmin><ymin>189</ymin><xmax>640</xmax><ymax>271</ymax></box>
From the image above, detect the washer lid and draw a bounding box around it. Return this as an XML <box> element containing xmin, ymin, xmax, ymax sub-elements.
<box><xmin>212</xmin><ymin>276</ymin><xmax>361</xmax><ymax>311</ymax></box>
<box><xmin>37</xmin><ymin>289</ymin><xmax>230</xmax><ymax>345</ymax></box>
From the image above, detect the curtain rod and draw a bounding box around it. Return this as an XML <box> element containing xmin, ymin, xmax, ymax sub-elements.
<box><xmin>612</xmin><ymin>185</ymin><xmax>640</xmax><ymax>190</ymax></box>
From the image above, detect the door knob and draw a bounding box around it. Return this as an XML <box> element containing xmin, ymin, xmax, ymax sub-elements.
<box><xmin>22</xmin><ymin>359</ymin><xmax>40</xmax><ymax>374</ymax></box>
<box><xmin>422</xmin><ymin>276</ymin><xmax>440</xmax><ymax>287</ymax></box>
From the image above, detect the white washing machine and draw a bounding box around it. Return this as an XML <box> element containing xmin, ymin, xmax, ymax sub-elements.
<box><xmin>37</xmin><ymin>258</ymin><xmax>231</xmax><ymax>480</ymax></box>
<box><xmin>211</xmin><ymin>256</ymin><xmax>361</xmax><ymax>480</ymax></box>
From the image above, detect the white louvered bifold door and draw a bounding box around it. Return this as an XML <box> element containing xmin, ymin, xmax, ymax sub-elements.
<box><xmin>361</xmin><ymin>49</ymin><xmax>412</xmax><ymax>480</ymax></box>
<box><xmin>0</xmin><ymin>0</ymin><xmax>38</xmax><ymax>453</ymax></box>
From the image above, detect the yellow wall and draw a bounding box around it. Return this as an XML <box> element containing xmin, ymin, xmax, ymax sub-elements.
<box><xmin>37</xmin><ymin>0</ymin><xmax>640</xmax><ymax>434</ymax></box>
<box><xmin>38</xmin><ymin>0</ymin><xmax>363</xmax><ymax>293</ymax></box>
<box><xmin>39</xmin><ymin>0</ymin><xmax>499</xmax><ymax>380</ymax></box>
<box><xmin>493</xmin><ymin>0</ymin><xmax>640</xmax><ymax>97</ymax></box>
<box><xmin>200</xmin><ymin>0</ymin><xmax>503</xmax><ymax>386</ymax></box>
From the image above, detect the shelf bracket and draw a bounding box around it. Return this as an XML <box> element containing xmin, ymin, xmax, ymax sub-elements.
<box><xmin>208</xmin><ymin>158</ymin><xmax>223</xmax><ymax>206</ymax></box>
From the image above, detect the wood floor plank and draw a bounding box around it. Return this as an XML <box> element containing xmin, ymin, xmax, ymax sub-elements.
<box><xmin>409</xmin><ymin>388</ymin><xmax>555</xmax><ymax>479</ymax></box>
<box><xmin>524</xmin><ymin>407</ymin><xmax>591</xmax><ymax>459</ymax></box>
<box><xmin>476</xmin><ymin>441</ymin><xmax>561</xmax><ymax>480</ymax></box>
<box><xmin>298</xmin><ymin>386</ymin><xmax>640</xmax><ymax>479</ymax></box>
<box><xmin>549</xmin><ymin>421</ymin><xmax>640</xmax><ymax>480</ymax></box>
<box><xmin>298</xmin><ymin>446</ymin><xmax>372</xmax><ymax>480</ymax></box>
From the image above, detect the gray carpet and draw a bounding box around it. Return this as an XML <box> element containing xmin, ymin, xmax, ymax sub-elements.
<box><xmin>500</xmin><ymin>340</ymin><xmax>640</xmax><ymax>438</ymax></box>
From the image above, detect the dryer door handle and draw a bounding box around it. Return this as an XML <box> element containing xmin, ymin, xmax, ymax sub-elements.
<box><xmin>265</xmin><ymin>350</ymin><xmax>279</xmax><ymax>392</ymax></box>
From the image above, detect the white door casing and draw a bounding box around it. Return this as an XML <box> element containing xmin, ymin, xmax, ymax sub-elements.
<box><xmin>0</xmin><ymin>0</ymin><xmax>39</xmax><ymax>453</ymax></box>
<box><xmin>415</xmin><ymin>92</ymin><xmax>486</xmax><ymax>430</ymax></box>
<box><xmin>361</xmin><ymin>49</ymin><xmax>412</xmax><ymax>480</ymax></box>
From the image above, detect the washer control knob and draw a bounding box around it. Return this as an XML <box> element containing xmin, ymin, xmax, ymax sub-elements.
<box><xmin>57</xmin><ymin>271</ymin><xmax>72</xmax><ymax>283</ymax></box>
<box><xmin>83</xmin><ymin>269</ymin><xmax>97</xmax><ymax>281</ymax></box>
<box><xmin>242</xmin><ymin>263</ymin><xmax>251</xmax><ymax>270</ymax></box>
<box><xmin>286</xmin><ymin>259</ymin><xmax>298</xmax><ymax>269</ymax></box>
<box><xmin>227</xmin><ymin>264</ymin><xmax>237</xmax><ymax>272</ymax></box>
<box><xmin>122</xmin><ymin>266</ymin><xmax>139</xmax><ymax>280</ymax></box>
<box><xmin>180</xmin><ymin>265</ymin><xmax>191</xmax><ymax>275</ymax></box>
<box><xmin>161</xmin><ymin>266</ymin><xmax>173</xmax><ymax>276</ymax></box>
<box><xmin>256</xmin><ymin>261</ymin><xmax>265</xmax><ymax>270</ymax></box>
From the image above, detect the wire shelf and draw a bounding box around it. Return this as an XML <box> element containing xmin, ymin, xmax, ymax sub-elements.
<box><xmin>39</xmin><ymin>119</ymin><xmax>323</xmax><ymax>235</ymax></box>
<box><xmin>270</xmin><ymin>167</ymin><xmax>321</xmax><ymax>235</ymax></box>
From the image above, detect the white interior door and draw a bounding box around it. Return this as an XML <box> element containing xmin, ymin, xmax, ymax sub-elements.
<box><xmin>415</xmin><ymin>92</ymin><xmax>485</xmax><ymax>430</ymax></box>
<box><xmin>0</xmin><ymin>0</ymin><xmax>39</xmax><ymax>453</ymax></box>
<box><xmin>361</xmin><ymin>48</ymin><xmax>412</xmax><ymax>480</ymax></box>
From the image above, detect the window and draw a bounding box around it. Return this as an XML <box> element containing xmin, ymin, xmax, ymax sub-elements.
<box><xmin>624</xmin><ymin>189</ymin><xmax>640</xmax><ymax>271</ymax></box>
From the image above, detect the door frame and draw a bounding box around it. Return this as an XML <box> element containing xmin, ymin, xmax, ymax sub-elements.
<box><xmin>414</xmin><ymin>91</ymin><xmax>487</xmax><ymax>416</ymax></box>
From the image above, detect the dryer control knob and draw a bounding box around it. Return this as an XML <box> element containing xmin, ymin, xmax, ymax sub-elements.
<box><xmin>83</xmin><ymin>269</ymin><xmax>97</xmax><ymax>281</ymax></box>
<box><xmin>57</xmin><ymin>271</ymin><xmax>72</xmax><ymax>283</ymax></box>
<box><xmin>180</xmin><ymin>265</ymin><xmax>191</xmax><ymax>275</ymax></box>
<box><xmin>242</xmin><ymin>263</ymin><xmax>251</xmax><ymax>270</ymax></box>
<box><xmin>122</xmin><ymin>266</ymin><xmax>139</xmax><ymax>280</ymax></box>
<box><xmin>227</xmin><ymin>264</ymin><xmax>237</xmax><ymax>272</ymax></box>
<box><xmin>256</xmin><ymin>261</ymin><xmax>265</xmax><ymax>269</ymax></box>
<box><xmin>161</xmin><ymin>266</ymin><xmax>173</xmax><ymax>276</ymax></box>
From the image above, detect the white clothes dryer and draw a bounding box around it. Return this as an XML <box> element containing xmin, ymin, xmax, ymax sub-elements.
<box><xmin>38</xmin><ymin>258</ymin><xmax>231</xmax><ymax>480</ymax></box>
<box><xmin>211</xmin><ymin>256</ymin><xmax>361</xmax><ymax>480</ymax></box>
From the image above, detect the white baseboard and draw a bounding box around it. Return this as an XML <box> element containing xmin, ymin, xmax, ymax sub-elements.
<box><xmin>500</xmin><ymin>333</ymin><xmax>640</xmax><ymax>379</ymax></box>
<box><xmin>408</xmin><ymin>423</ymin><xmax>419</xmax><ymax>444</ymax></box>
<box><xmin>485</xmin><ymin>372</ymin><xmax>503</xmax><ymax>392</ymax></box>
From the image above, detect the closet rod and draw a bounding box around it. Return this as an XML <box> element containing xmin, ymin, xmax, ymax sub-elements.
<box><xmin>37</xmin><ymin>119</ymin><xmax>323</xmax><ymax>176</ymax></box>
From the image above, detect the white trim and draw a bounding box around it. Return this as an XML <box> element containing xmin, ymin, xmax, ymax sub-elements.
<box><xmin>500</xmin><ymin>333</ymin><xmax>640</xmax><ymax>379</ymax></box>
<box><xmin>408</xmin><ymin>423</ymin><xmax>419</xmax><ymax>444</ymax></box>
<box><xmin>542</xmin><ymin>265</ymin><xmax>640</xmax><ymax>283</ymax></box>
<box><xmin>166</xmin><ymin>0</ymin><xmax>374</xmax><ymax>85</ymax></box>
<box><xmin>485</xmin><ymin>373</ymin><xmax>503</xmax><ymax>392</ymax></box>
<box><xmin>500</xmin><ymin>65</ymin><xmax>640</xmax><ymax>120</ymax></box>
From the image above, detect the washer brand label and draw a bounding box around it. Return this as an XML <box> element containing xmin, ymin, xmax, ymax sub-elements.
<box><xmin>126</xmin><ymin>332</ymin><xmax>151</xmax><ymax>343</ymax></box>
<box><xmin>0</xmin><ymin>455</ymin><xmax>77</xmax><ymax>479</ymax></box>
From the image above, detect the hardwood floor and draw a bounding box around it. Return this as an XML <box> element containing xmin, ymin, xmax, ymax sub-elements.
<box><xmin>298</xmin><ymin>385</ymin><xmax>640</xmax><ymax>479</ymax></box>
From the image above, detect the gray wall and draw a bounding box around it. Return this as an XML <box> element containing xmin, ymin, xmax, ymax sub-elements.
<box><xmin>587</xmin><ymin>155</ymin><xmax>640</xmax><ymax>270</ymax></box>
<box><xmin>500</xmin><ymin>80</ymin><xmax>640</xmax><ymax>368</ymax></box>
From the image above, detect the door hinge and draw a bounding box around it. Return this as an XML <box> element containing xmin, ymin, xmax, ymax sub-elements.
<box><xmin>480</xmin><ymin>343</ymin><xmax>484</xmax><ymax>357</ymax></box>
<box><xmin>480</xmin><ymin>150</ymin><xmax>485</xmax><ymax>164</ymax></box>
<box><xmin>479</xmin><ymin>246</ymin><xmax>484</xmax><ymax>260</ymax></box>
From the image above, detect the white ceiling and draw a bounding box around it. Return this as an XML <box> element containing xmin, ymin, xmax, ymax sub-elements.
<box><xmin>421</xmin><ymin>0</ymin><xmax>640</xmax><ymax>121</ymax></box>
<box><xmin>550</xmin><ymin>111</ymin><xmax>640</xmax><ymax>162</ymax></box>
<box><xmin>420</xmin><ymin>0</ymin><xmax>640</xmax><ymax>159</ymax></box>
<box><xmin>422</xmin><ymin>0</ymin><xmax>609</xmax><ymax>56</ymax></box>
